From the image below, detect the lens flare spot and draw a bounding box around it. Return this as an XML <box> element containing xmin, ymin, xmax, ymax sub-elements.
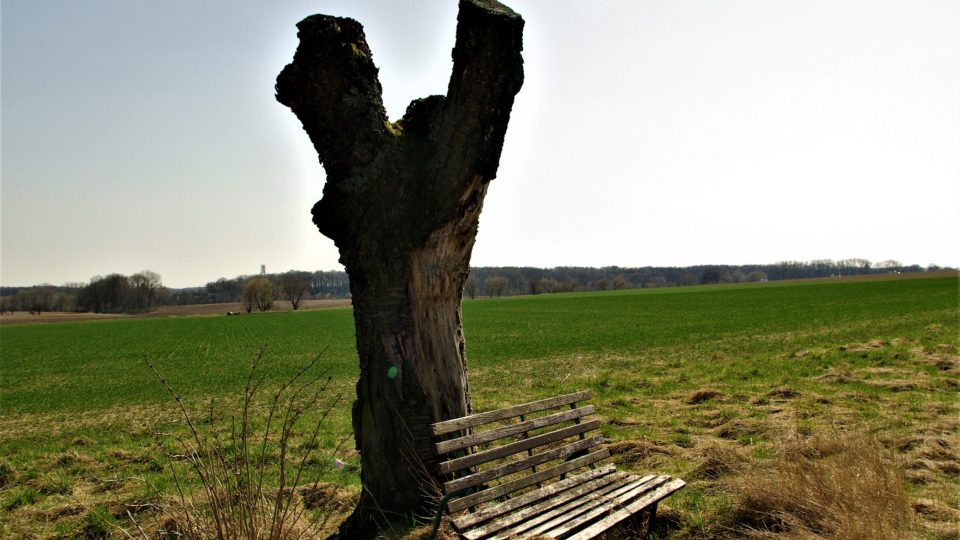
<box><xmin>387</xmin><ymin>365</ymin><xmax>399</xmax><ymax>379</ymax></box>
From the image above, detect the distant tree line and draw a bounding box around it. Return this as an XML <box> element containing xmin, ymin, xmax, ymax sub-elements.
<box><xmin>0</xmin><ymin>271</ymin><xmax>167</xmax><ymax>314</ymax></box>
<box><xmin>191</xmin><ymin>270</ymin><xmax>349</xmax><ymax>307</ymax></box>
<box><xmin>0</xmin><ymin>284</ymin><xmax>79</xmax><ymax>314</ymax></box>
<box><xmin>1</xmin><ymin>260</ymin><xmax>950</xmax><ymax>313</ymax></box>
<box><xmin>461</xmin><ymin>259</ymin><xmax>947</xmax><ymax>299</ymax></box>
<box><xmin>0</xmin><ymin>269</ymin><xmax>346</xmax><ymax>315</ymax></box>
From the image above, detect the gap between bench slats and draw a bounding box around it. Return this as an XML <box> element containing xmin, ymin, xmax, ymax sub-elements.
<box><xmin>432</xmin><ymin>390</ymin><xmax>592</xmax><ymax>436</ymax></box>
<box><xmin>436</xmin><ymin>405</ymin><xmax>596</xmax><ymax>456</ymax></box>
<box><xmin>439</xmin><ymin>420</ymin><xmax>601</xmax><ymax>475</ymax></box>
<box><xmin>447</xmin><ymin>448</ymin><xmax>609</xmax><ymax>513</ymax></box>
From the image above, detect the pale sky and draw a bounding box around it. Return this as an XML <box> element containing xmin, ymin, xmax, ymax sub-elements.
<box><xmin>2</xmin><ymin>0</ymin><xmax>958</xmax><ymax>288</ymax></box>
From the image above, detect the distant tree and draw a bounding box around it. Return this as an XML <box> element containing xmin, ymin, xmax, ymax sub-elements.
<box><xmin>611</xmin><ymin>275</ymin><xmax>630</xmax><ymax>290</ymax></box>
<box><xmin>206</xmin><ymin>278</ymin><xmax>233</xmax><ymax>303</ymax></box>
<box><xmin>280</xmin><ymin>271</ymin><xmax>311</xmax><ymax>310</ymax></box>
<box><xmin>484</xmin><ymin>276</ymin><xmax>507</xmax><ymax>298</ymax></box>
<box><xmin>528</xmin><ymin>279</ymin><xmax>541</xmax><ymax>295</ymax></box>
<box><xmin>154</xmin><ymin>286</ymin><xmax>172</xmax><ymax>306</ymax></box>
<box><xmin>558</xmin><ymin>279</ymin><xmax>579</xmax><ymax>293</ymax></box>
<box><xmin>78</xmin><ymin>274</ymin><xmax>131</xmax><ymax>313</ymax></box>
<box><xmin>678</xmin><ymin>272</ymin><xmax>699</xmax><ymax>287</ymax></box>
<box><xmin>243</xmin><ymin>278</ymin><xmax>274</xmax><ymax>312</ymax></box>
<box><xmin>129</xmin><ymin>270</ymin><xmax>162</xmax><ymax>311</ymax></box>
<box><xmin>645</xmin><ymin>275</ymin><xmax>667</xmax><ymax>288</ymax></box>
<box><xmin>539</xmin><ymin>277</ymin><xmax>559</xmax><ymax>294</ymax></box>
<box><xmin>241</xmin><ymin>288</ymin><xmax>255</xmax><ymax>313</ymax></box>
<box><xmin>464</xmin><ymin>278</ymin><xmax>479</xmax><ymax>300</ymax></box>
<box><xmin>173</xmin><ymin>289</ymin><xmax>199</xmax><ymax>306</ymax></box>
<box><xmin>731</xmin><ymin>269</ymin><xmax>746</xmax><ymax>283</ymax></box>
<box><xmin>700</xmin><ymin>267</ymin><xmax>722</xmax><ymax>284</ymax></box>
<box><xmin>746</xmin><ymin>271</ymin><xmax>767</xmax><ymax>282</ymax></box>
<box><xmin>595</xmin><ymin>278</ymin><xmax>610</xmax><ymax>291</ymax></box>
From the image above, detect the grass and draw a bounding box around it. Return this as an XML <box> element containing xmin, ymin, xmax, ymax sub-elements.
<box><xmin>0</xmin><ymin>274</ymin><xmax>957</xmax><ymax>538</ymax></box>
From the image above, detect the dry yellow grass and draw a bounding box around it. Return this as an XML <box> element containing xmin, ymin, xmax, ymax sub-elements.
<box><xmin>727</xmin><ymin>433</ymin><xmax>915</xmax><ymax>539</ymax></box>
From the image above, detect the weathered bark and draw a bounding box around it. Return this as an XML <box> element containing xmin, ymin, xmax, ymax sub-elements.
<box><xmin>275</xmin><ymin>0</ymin><xmax>523</xmax><ymax>536</ymax></box>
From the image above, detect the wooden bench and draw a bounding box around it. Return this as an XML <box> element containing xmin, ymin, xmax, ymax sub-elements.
<box><xmin>430</xmin><ymin>390</ymin><xmax>685</xmax><ymax>539</ymax></box>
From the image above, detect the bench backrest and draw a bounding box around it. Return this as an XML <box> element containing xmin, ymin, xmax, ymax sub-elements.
<box><xmin>431</xmin><ymin>390</ymin><xmax>609</xmax><ymax>514</ymax></box>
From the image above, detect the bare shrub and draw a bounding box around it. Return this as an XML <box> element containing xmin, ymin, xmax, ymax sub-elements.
<box><xmin>140</xmin><ymin>350</ymin><xmax>345</xmax><ymax>540</ymax></box>
<box><xmin>728</xmin><ymin>433</ymin><xmax>913</xmax><ymax>539</ymax></box>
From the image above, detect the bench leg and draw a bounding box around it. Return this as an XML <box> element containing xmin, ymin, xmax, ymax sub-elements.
<box><xmin>642</xmin><ymin>502</ymin><xmax>658</xmax><ymax>538</ymax></box>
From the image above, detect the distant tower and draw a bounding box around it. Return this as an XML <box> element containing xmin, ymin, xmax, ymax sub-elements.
<box><xmin>260</xmin><ymin>265</ymin><xmax>266</xmax><ymax>276</ymax></box>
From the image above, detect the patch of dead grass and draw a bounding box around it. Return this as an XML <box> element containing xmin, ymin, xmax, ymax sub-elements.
<box><xmin>864</xmin><ymin>378</ymin><xmax>924</xmax><ymax>392</ymax></box>
<box><xmin>913</xmin><ymin>499</ymin><xmax>960</xmax><ymax>522</ymax></box>
<box><xmin>686</xmin><ymin>408</ymin><xmax>736</xmax><ymax>429</ymax></box>
<box><xmin>815</xmin><ymin>368</ymin><xmax>856</xmax><ymax>385</ymax></box>
<box><xmin>685</xmin><ymin>388</ymin><xmax>724</xmax><ymax>405</ymax></box>
<box><xmin>299</xmin><ymin>483</ymin><xmax>358</xmax><ymax>513</ymax></box>
<box><xmin>606</xmin><ymin>439</ymin><xmax>678</xmax><ymax>468</ymax></box>
<box><xmin>843</xmin><ymin>339</ymin><xmax>889</xmax><ymax>352</ymax></box>
<box><xmin>687</xmin><ymin>443</ymin><xmax>746</xmax><ymax>480</ymax></box>
<box><xmin>715</xmin><ymin>418</ymin><xmax>768</xmax><ymax>441</ymax></box>
<box><xmin>726</xmin><ymin>433</ymin><xmax>913</xmax><ymax>539</ymax></box>
<box><xmin>765</xmin><ymin>386</ymin><xmax>800</xmax><ymax>400</ymax></box>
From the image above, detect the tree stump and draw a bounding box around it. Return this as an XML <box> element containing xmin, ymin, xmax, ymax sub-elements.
<box><xmin>275</xmin><ymin>0</ymin><xmax>524</xmax><ymax>536</ymax></box>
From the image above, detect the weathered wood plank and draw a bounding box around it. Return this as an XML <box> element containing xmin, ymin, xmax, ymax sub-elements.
<box><xmin>431</xmin><ymin>390</ymin><xmax>592</xmax><ymax>436</ymax></box>
<box><xmin>520</xmin><ymin>475</ymin><xmax>668</xmax><ymax>538</ymax></box>
<box><xmin>563</xmin><ymin>478</ymin><xmax>687</xmax><ymax>540</ymax></box>
<box><xmin>436</xmin><ymin>405</ymin><xmax>596</xmax><ymax>456</ymax></box>
<box><xmin>439</xmin><ymin>420</ymin><xmax>600</xmax><ymax>475</ymax></box>
<box><xmin>444</xmin><ymin>436</ymin><xmax>604</xmax><ymax>493</ymax></box>
<box><xmin>447</xmin><ymin>448</ymin><xmax>609</xmax><ymax>513</ymax></box>
<box><xmin>452</xmin><ymin>465</ymin><xmax>617</xmax><ymax>531</ymax></box>
<box><xmin>479</xmin><ymin>475</ymin><xmax>652</xmax><ymax>540</ymax></box>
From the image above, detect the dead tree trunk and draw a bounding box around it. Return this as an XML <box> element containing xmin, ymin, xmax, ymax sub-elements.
<box><xmin>275</xmin><ymin>0</ymin><xmax>523</xmax><ymax>536</ymax></box>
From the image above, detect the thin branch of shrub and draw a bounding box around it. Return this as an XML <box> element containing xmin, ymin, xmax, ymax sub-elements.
<box><xmin>139</xmin><ymin>348</ymin><xmax>345</xmax><ymax>539</ymax></box>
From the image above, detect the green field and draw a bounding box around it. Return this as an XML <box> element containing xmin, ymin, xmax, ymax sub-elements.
<box><xmin>1</xmin><ymin>275</ymin><xmax>958</xmax><ymax>538</ymax></box>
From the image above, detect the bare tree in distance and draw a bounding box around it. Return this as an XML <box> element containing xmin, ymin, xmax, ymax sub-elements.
<box><xmin>275</xmin><ymin>0</ymin><xmax>524</xmax><ymax>535</ymax></box>
<box><xmin>129</xmin><ymin>270</ymin><xmax>162</xmax><ymax>311</ymax></box>
<box><xmin>280</xmin><ymin>271</ymin><xmax>311</xmax><ymax>310</ymax></box>
<box><xmin>464</xmin><ymin>278</ymin><xmax>480</xmax><ymax>300</ymax></box>
<box><xmin>243</xmin><ymin>278</ymin><xmax>274</xmax><ymax>313</ymax></box>
<box><xmin>484</xmin><ymin>276</ymin><xmax>508</xmax><ymax>298</ymax></box>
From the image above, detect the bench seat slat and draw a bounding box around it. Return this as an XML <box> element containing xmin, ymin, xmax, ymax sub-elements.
<box><xmin>432</xmin><ymin>391</ymin><xmax>592</xmax><ymax>436</ymax></box>
<box><xmin>482</xmin><ymin>474</ymin><xmax>653</xmax><ymax>540</ymax></box>
<box><xmin>564</xmin><ymin>478</ymin><xmax>688</xmax><ymax>540</ymax></box>
<box><xmin>461</xmin><ymin>472</ymin><xmax>638</xmax><ymax>540</ymax></box>
<box><xmin>440</xmin><ymin>420</ymin><xmax>601</xmax><ymax>475</ymax></box>
<box><xmin>436</xmin><ymin>405</ymin><xmax>595</xmax><ymax>456</ymax></box>
<box><xmin>538</xmin><ymin>476</ymin><xmax>670</xmax><ymax>538</ymax></box>
<box><xmin>521</xmin><ymin>475</ymin><xmax>667</xmax><ymax>538</ymax></box>
<box><xmin>445</xmin><ymin>436</ymin><xmax>604</xmax><ymax>493</ymax></box>
<box><xmin>452</xmin><ymin>464</ymin><xmax>617</xmax><ymax>531</ymax></box>
<box><xmin>447</xmin><ymin>448</ymin><xmax>609</xmax><ymax>513</ymax></box>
